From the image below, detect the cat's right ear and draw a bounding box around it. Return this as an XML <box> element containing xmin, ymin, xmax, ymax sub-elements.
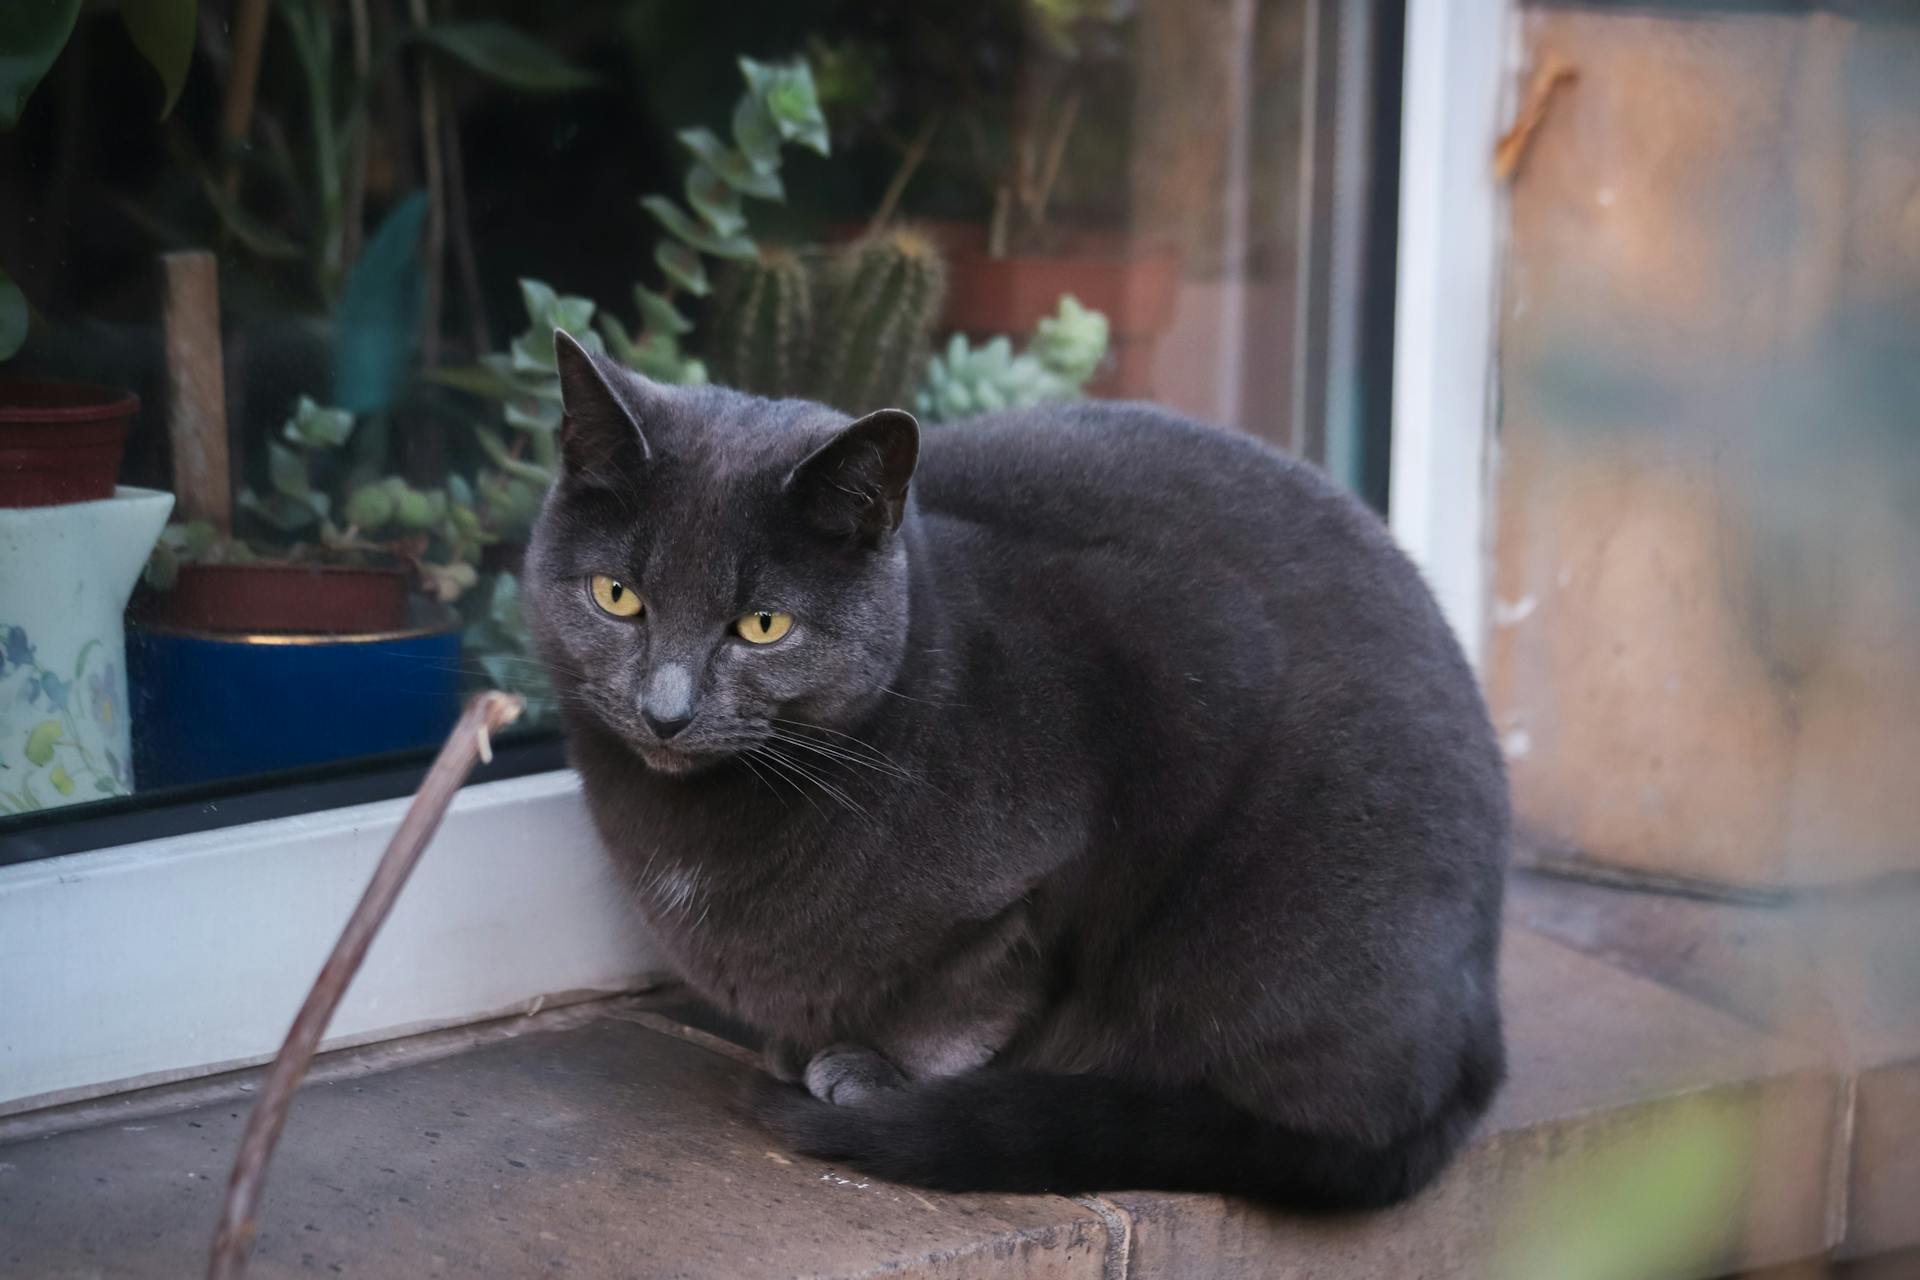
<box><xmin>554</xmin><ymin>329</ymin><xmax>652</xmax><ymax>485</ymax></box>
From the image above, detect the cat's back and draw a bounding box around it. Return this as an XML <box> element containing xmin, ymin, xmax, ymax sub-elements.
<box><xmin>911</xmin><ymin>401</ymin><xmax>1443</xmax><ymax>657</ymax></box>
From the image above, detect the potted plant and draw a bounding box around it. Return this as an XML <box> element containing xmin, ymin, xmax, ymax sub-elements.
<box><xmin>823</xmin><ymin>1</ymin><xmax>1174</xmax><ymax>397</ymax></box>
<box><xmin>126</xmin><ymin>397</ymin><xmax>476</xmax><ymax>789</ymax></box>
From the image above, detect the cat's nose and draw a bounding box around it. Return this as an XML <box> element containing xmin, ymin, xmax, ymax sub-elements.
<box><xmin>642</xmin><ymin>709</ymin><xmax>694</xmax><ymax>740</ymax></box>
<box><xmin>641</xmin><ymin>662</ymin><xmax>698</xmax><ymax>740</ymax></box>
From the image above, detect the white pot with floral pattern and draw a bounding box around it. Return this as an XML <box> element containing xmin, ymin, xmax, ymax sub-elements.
<box><xmin>0</xmin><ymin>486</ymin><xmax>173</xmax><ymax>812</ymax></box>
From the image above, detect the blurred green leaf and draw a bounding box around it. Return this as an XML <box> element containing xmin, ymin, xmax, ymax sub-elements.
<box><xmin>676</xmin><ymin>127</ymin><xmax>783</xmax><ymax>200</ymax></box>
<box><xmin>428</xmin><ymin>365</ymin><xmax>522</xmax><ymax>399</ymax></box>
<box><xmin>750</xmin><ymin>58</ymin><xmax>828</xmax><ymax>156</ymax></box>
<box><xmin>121</xmin><ymin>0</ymin><xmax>197</xmax><ymax>120</ymax></box>
<box><xmin>283</xmin><ymin>396</ymin><xmax>355</xmax><ymax>448</ymax></box>
<box><xmin>633</xmin><ymin>285</ymin><xmax>692</xmax><ymax>336</ymax></box>
<box><xmin>268</xmin><ymin>442</ymin><xmax>310</xmax><ymax>498</ymax></box>
<box><xmin>686</xmin><ymin>164</ymin><xmax>745</xmax><ymax>239</ymax></box>
<box><xmin>0</xmin><ymin>0</ymin><xmax>81</xmax><ymax>131</ymax></box>
<box><xmin>654</xmin><ymin>240</ymin><xmax>710</xmax><ymax>296</ymax></box>
<box><xmin>1493</xmin><ymin>1101</ymin><xmax>1749</xmax><ymax>1280</ymax></box>
<box><xmin>0</xmin><ymin>266</ymin><xmax>26</xmax><ymax>361</ymax></box>
<box><xmin>731</xmin><ymin>92</ymin><xmax>780</xmax><ymax>174</ymax></box>
<box><xmin>332</xmin><ymin>191</ymin><xmax>426</xmax><ymax>414</ymax></box>
<box><xmin>197</xmin><ymin>172</ymin><xmax>304</xmax><ymax>260</ymax></box>
<box><xmin>414</xmin><ymin>22</ymin><xmax>600</xmax><ymax>92</ymax></box>
<box><xmin>640</xmin><ymin>196</ymin><xmax>755</xmax><ymax>259</ymax></box>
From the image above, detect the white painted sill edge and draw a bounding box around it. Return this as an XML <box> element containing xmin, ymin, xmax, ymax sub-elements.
<box><xmin>0</xmin><ymin>769</ymin><xmax>665</xmax><ymax>1118</ymax></box>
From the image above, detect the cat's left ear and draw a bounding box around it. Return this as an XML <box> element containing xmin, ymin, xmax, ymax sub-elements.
<box><xmin>786</xmin><ymin>409</ymin><xmax>919</xmax><ymax>544</ymax></box>
<box><xmin>554</xmin><ymin>329</ymin><xmax>653</xmax><ymax>485</ymax></box>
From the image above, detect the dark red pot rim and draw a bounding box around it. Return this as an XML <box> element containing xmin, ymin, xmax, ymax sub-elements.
<box><xmin>0</xmin><ymin>376</ymin><xmax>141</xmax><ymax>424</ymax></box>
<box><xmin>173</xmin><ymin>561</ymin><xmax>411</xmax><ymax>582</ymax></box>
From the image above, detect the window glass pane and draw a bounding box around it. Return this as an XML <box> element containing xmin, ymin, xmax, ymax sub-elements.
<box><xmin>1491</xmin><ymin>4</ymin><xmax>1920</xmax><ymax>891</ymax></box>
<box><xmin>1</xmin><ymin>0</ymin><xmax>1385</xmax><ymax>841</ymax></box>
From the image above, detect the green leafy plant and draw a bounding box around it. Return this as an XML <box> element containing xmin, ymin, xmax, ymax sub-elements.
<box><xmin>915</xmin><ymin>294</ymin><xmax>1109</xmax><ymax>421</ymax></box>
<box><xmin>147</xmin><ymin>396</ymin><xmax>485</xmax><ymax>604</ymax></box>
<box><xmin>1</xmin><ymin>0</ymin><xmax>199</xmax><ymax>132</ymax></box>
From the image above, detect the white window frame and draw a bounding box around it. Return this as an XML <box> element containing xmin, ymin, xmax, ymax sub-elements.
<box><xmin>1</xmin><ymin>0</ymin><xmax>1513</xmax><ymax>1114</ymax></box>
<box><xmin>1390</xmin><ymin>0</ymin><xmax>1515</xmax><ymax>672</ymax></box>
<box><xmin>0</xmin><ymin>771</ymin><xmax>663</xmax><ymax>1115</ymax></box>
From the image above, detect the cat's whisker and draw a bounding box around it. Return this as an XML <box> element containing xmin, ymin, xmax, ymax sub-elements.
<box><xmin>746</xmin><ymin>747</ymin><xmax>829</xmax><ymax>820</ymax></box>
<box><xmin>736</xmin><ymin>752</ymin><xmax>789</xmax><ymax>810</ymax></box>
<box><xmin>760</xmin><ymin>744</ymin><xmax>873</xmax><ymax>824</ymax></box>
<box><xmin>769</xmin><ymin>717</ymin><xmax>910</xmax><ymax>770</ymax></box>
<box><xmin>766</xmin><ymin>728</ymin><xmax>912</xmax><ymax>781</ymax></box>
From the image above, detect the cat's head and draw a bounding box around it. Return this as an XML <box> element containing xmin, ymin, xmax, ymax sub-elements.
<box><xmin>524</xmin><ymin>332</ymin><xmax>919</xmax><ymax>776</ymax></box>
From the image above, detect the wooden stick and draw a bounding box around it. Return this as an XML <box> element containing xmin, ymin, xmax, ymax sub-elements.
<box><xmin>161</xmin><ymin>251</ymin><xmax>232</xmax><ymax>535</ymax></box>
<box><xmin>207</xmin><ymin>692</ymin><xmax>526</xmax><ymax>1280</ymax></box>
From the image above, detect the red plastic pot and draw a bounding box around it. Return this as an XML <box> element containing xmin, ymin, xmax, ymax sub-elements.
<box><xmin>141</xmin><ymin>562</ymin><xmax>413</xmax><ymax>635</ymax></box>
<box><xmin>0</xmin><ymin>377</ymin><xmax>140</xmax><ymax>508</ymax></box>
<box><xmin>927</xmin><ymin>222</ymin><xmax>1182</xmax><ymax>400</ymax></box>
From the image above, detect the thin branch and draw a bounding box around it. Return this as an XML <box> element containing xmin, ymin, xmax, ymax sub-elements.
<box><xmin>1029</xmin><ymin>90</ymin><xmax>1082</xmax><ymax>236</ymax></box>
<box><xmin>866</xmin><ymin>113</ymin><xmax>942</xmax><ymax>235</ymax></box>
<box><xmin>339</xmin><ymin>0</ymin><xmax>375</xmax><ymax>269</ymax></box>
<box><xmin>206</xmin><ymin>692</ymin><xmax>526</xmax><ymax>1280</ymax></box>
<box><xmin>220</xmin><ymin>0</ymin><xmax>272</xmax><ymax>203</ymax></box>
<box><xmin>408</xmin><ymin>0</ymin><xmax>448</xmax><ymax>371</ymax></box>
<box><xmin>442</xmin><ymin>87</ymin><xmax>491</xmax><ymax>358</ymax></box>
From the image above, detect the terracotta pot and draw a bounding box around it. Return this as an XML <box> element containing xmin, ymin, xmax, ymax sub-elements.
<box><xmin>922</xmin><ymin>221</ymin><xmax>1183</xmax><ymax>399</ymax></box>
<box><xmin>142</xmin><ymin>562</ymin><xmax>412</xmax><ymax>635</ymax></box>
<box><xmin>0</xmin><ymin>377</ymin><xmax>139</xmax><ymax>508</ymax></box>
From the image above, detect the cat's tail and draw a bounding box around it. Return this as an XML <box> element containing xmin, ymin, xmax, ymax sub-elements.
<box><xmin>747</xmin><ymin>1047</ymin><xmax>1501</xmax><ymax>1211</ymax></box>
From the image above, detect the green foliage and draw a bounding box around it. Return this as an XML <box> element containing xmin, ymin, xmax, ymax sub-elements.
<box><xmin>463</xmin><ymin>572</ymin><xmax>554</xmax><ymax>723</ymax></box>
<box><xmin>915</xmin><ymin>295</ymin><xmax>1109</xmax><ymax>422</ymax></box>
<box><xmin>411</xmin><ymin>21</ymin><xmax>601</xmax><ymax>93</ymax></box>
<box><xmin>0</xmin><ymin>0</ymin><xmax>83</xmax><ymax>131</ymax></box>
<box><xmin>1028</xmin><ymin>294</ymin><xmax>1109</xmax><ymax>386</ymax></box>
<box><xmin>811</xmin><ymin>228</ymin><xmax>948</xmax><ymax>413</ymax></box>
<box><xmin>120</xmin><ymin>0</ymin><xmax>199</xmax><ymax>120</ymax></box>
<box><xmin>159</xmin><ymin>396</ymin><xmax>487</xmax><ymax>603</ymax></box>
<box><xmin>332</xmin><ymin>192</ymin><xmax>428</xmax><ymax>414</ymax></box>
<box><xmin>1492</xmin><ymin>1099</ymin><xmax>1750</xmax><ymax>1280</ymax></box>
<box><xmin>709</xmin><ymin>249</ymin><xmax>815</xmax><ymax>398</ymax></box>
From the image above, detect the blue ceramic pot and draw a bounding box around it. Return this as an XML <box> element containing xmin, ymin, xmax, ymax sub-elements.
<box><xmin>127</xmin><ymin>606</ymin><xmax>464</xmax><ymax>790</ymax></box>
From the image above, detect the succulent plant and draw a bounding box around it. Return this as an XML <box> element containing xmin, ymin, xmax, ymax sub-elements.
<box><xmin>914</xmin><ymin>295</ymin><xmax>1110</xmax><ymax>422</ymax></box>
<box><xmin>709</xmin><ymin>249</ymin><xmax>816</xmax><ymax>397</ymax></box>
<box><xmin>811</xmin><ymin>228</ymin><xmax>949</xmax><ymax>413</ymax></box>
<box><xmin>1028</xmin><ymin>294</ymin><xmax>1110</xmax><ymax>386</ymax></box>
<box><xmin>153</xmin><ymin>396</ymin><xmax>490</xmax><ymax>605</ymax></box>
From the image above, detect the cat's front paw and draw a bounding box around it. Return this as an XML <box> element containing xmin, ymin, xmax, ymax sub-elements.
<box><xmin>804</xmin><ymin>1044</ymin><xmax>906</xmax><ymax>1106</ymax></box>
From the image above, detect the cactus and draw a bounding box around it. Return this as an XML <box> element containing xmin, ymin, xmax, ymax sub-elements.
<box><xmin>914</xmin><ymin>295</ymin><xmax>1111</xmax><ymax>423</ymax></box>
<box><xmin>710</xmin><ymin>249</ymin><xmax>816</xmax><ymax>397</ymax></box>
<box><xmin>810</xmin><ymin>227</ymin><xmax>948</xmax><ymax>413</ymax></box>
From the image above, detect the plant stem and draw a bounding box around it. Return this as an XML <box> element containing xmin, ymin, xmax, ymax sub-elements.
<box><xmin>867</xmin><ymin>113</ymin><xmax>943</xmax><ymax>235</ymax></box>
<box><xmin>220</xmin><ymin>0</ymin><xmax>273</xmax><ymax>204</ymax></box>
<box><xmin>442</xmin><ymin>73</ymin><xmax>491</xmax><ymax>357</ymax></box>
<box><xmin>408</xmin><ymin>0</ymin><xmax>447</xmax><ymax>373</ymax></box>
<box><xmin>1030</xmin><ymin>90</ymin><xmax>1081</xmax><ymax>237</ymax></box>
<box><xmin>339</xmin><ymin>0</ymin><xmax>374</xmax><ymax>270</ymax></box>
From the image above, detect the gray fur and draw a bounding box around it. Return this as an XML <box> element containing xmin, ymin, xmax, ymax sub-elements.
<box><xmin>526</xmin><ymin>332</ymin><xmax>1508</xmax><ymax>1205</ymax></box>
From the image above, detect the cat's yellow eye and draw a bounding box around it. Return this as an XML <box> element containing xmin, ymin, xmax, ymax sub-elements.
<box><xmin>589</xmin><ymin>574</ymin><xmax>644</xmax><ymax>618</ymax></box>
<box><xmin>736</xmin><ymin>610</ymin><xmax>793</xmax><ymax>645</ymax></box>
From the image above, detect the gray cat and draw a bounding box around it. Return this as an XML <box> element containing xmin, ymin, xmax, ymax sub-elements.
<box><xmin>526</xmin><ymin>332</ymin><xmax>1507</xmax><ymax>1209</ymax></box>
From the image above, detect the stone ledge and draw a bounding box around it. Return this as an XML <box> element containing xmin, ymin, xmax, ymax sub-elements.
<box><xmin>0</xmin><ymin>921</ymin><xmax>1853</xmax><ymax>1278</ymax></box>
<box><xmin>1510</xmin><ymin>870</ymin><xmax>1920</xmax><ymax>1261</ymax></box>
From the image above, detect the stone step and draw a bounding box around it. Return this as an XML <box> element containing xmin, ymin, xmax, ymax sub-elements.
<box><xmin>0</xmin><ymin>911</ymin><xmax>1859</xmax><ymax>1279</ymax></box>
<box><xmin>1510</xmin><ymin>869</ymin><xmax>1920</xmax><ymax>1263</ymax></box>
